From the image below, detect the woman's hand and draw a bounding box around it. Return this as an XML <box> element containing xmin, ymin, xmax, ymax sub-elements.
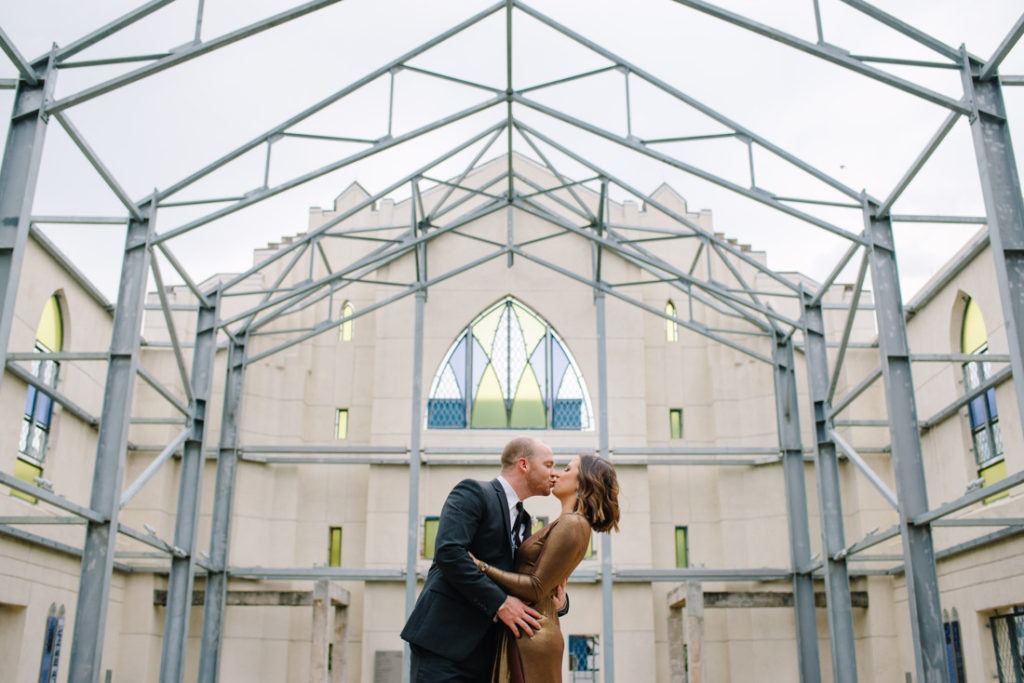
<box><xmin>552</xmin><ymin>580</ymin><xmax>567</xmax><ymax>612</ymax></box>
<box><xmin>468</xmin><ymin>551</ymin><xmax>485</xmax><ymax>571</ymax></box>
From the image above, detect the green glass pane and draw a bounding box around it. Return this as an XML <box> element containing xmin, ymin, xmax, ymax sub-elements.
<box><xmin>675</xmin><ymin>527</ymin><xmax>688</xmax><ymax>568</ymax></box>
<box><xmin>37</xmin><ymin>296</ymin><xmax>62</xmax><ymax>351</ymax></box>
<box><xmin>961</xmin><ymin>298</ymin><xmax>988</xmax><ymax>354</ymax></box>
<box><xmin>423</xmin><ymin>518</ymin><xmax>440</xmax><ymax>558</ymax></box>
<box><xmin>472</xmin><ymin>303</ymin><xmax>504</xmax><ymax>353</ymax></box>
<box><xmin>583</xmin><ymin>532</ymin><xmax>594</xmax><ymax>559</ymax></box>
<box><xmin>336</xmin><ymin>409</ymin><xmax>349</xmax><ymax>440</ymax></box>
<box><xmin>670</xmin><ymin>409</ymin><xmax>683</xmax><ymax>440</ymax></box>
<box><xmin>471</xmin><ymin>364</ymin><xmax>507</xmax><ymax>427</ymax></box>
<box><xmin>510</xmin><ymin>367</ymin><xmax>546</xmax><ymax>428</ymax></box>
<box><xmin>513</xmin><ymin>302</ymin><xmax>547</xmax><ymax>357</ymax></box>
<box><xmin>329</xmin><ymin>527</ymin><xmax>342</xmax><ymax>567</ymax></box>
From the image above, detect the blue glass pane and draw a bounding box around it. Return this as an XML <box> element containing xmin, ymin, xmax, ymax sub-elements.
<box><xmin>450</xmin><ymin>335</ymin><xmax>467</xmax><ymax>397</ymax></box>
<box><xmin>553</xmin><ymin>399</ymin><xmax>582</xmax><ymax>430</ymax></box>
<box><xmin>34</xmin><ymin>393</ymin><xmax>53</xmax><ymax>428</ymax></box>
<box><xmin>24</xmin><ymin>386</ymin><xmax>37</xmax><ymax>416</ymax></box>
<box><xmin>967</xmin><ymin>396</ymin><xmax>988</xmax><ymax>429</ymax></box>
<box><xmin>427</xmin><ymin>399</ymin><xmax>466</xmax><ymax>428</ymax></box>
<box><xmin>986</xmin><ymin>387</ymin><xmax>998</xmax><ymax>419</ymax></box>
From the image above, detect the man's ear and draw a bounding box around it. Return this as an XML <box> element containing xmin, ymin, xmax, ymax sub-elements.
<box><xmin>516</xmin><ymin>457</ymin><xmax>529</xmax><ymax>473</ymax></box>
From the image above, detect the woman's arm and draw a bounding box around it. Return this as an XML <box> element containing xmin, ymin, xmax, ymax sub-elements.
<box><xmin>477</xmin><ymin>515</ymin><xmax>591</xmax><ymax>603</ymax></box>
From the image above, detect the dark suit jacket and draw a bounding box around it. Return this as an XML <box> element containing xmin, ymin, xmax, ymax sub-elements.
<box><xmin>401</xmin><ymin>478</ymin><xmax>516</xmax><ymax>662</ymax></box>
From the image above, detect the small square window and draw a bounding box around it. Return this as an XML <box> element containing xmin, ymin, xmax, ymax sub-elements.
<box><xmin>568</xmin><ymin>635</ymin><xmax>599</xmax><ymax>673</ymax></box>
<box><xmin>669</xmin><ymin>409</ymin><xmax>683</xmax><ymax>440</ymax></box>
<box><xmin>335</xmin><ymin>409</ymin><xmax>349</xmax><ymax>440</ymax></box>
<box><xmin>328</xmin><ymin>527</ymin><xmax>342</xmax><ymax>567</ymax></box>
<box><xmin>423</xmin><ymin>517</ymin><xmax>440</xmax><ymax>559</ymax></box>
<box><xmin>675</xmin><ymin>526</ymin><xmax>689</xmax><ymax>568</ymax></box>
<box><xmin>531</xmin><ymin>516</ymin><xmax>549</xmax><ymax>535</ymax></box>
<box><xmin>583</xmin><ymin>532</ymin><xmax>596</xmax><ymax>560</ymax></box>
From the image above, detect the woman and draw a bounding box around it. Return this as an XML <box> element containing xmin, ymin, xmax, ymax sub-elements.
<box><xmin>473</xmin><ymin>454</ymin><xmax>620</xmax><ymax>682</ymax></box>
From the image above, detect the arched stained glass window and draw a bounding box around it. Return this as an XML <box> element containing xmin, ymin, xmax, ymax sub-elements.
<box><xmin>15</xmin><ymin>295</ymin><xmax>63</xmax><ymax>502</ymax></box>
<box><xmin>427</xmin><ymin>297</ymin><xmax>593</xmax><ymax>430</ymax></box>
<box><xmin>665</xmin><ymin>300</ymin><xmax>678</xmax><ymax>342</ymax></box>
<box><xmin>960</xmin><ymin>297</ymin><xmax>1005</xmax><ymax>499</ymax></box>
<box><xmin>340</xmin><ymin>302</ymin><xmax>354</xmax><ymax>341</ymax></box>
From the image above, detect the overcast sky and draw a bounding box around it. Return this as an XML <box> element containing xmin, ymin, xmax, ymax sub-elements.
<box><xmin>2</xmin><ymin>0</ymin><xmax>1022</xmax><ymax>303</ymax></box>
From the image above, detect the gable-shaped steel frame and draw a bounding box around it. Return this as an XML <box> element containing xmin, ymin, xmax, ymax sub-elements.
<box><xmin>1</xmin><ymin>2</ymin><xmax>1023</xmax><ymax>682</ymax></box>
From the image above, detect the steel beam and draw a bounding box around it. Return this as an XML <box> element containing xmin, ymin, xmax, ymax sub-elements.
<box><xmin>594</xmin><ymin>291</ymin><xmax>616</xmax><ymax>682</ymax></box>
<box><xmin>961</xmin><ymin>54</ymin><xmax>1024</xmax><ymax>435</ymax></box>
<box><xmin>160</xmin><ymin>293</ymin><xmax>220</xmax><ymax>683</ymax></box>
<box><xmin>0</xmin><ymin>59</ymin><xmax>54</xmax><ymax>390</ymax></box>
<box><xmin>863</xmin><ymin>203</ymin><xmax>946</xmax><ymax>682</ymax></box>
<box><xmin>802</xmin><ymin>302</ymin><xmax>858</xmax><ymax>683</ymax></box>
<box><xmin>771</xmin><ymin>335</ymin><xmax>820</xmax><ymax>683</ymax></box>
<box><xmin>402</xmin><ymin>289</ymin><xmax>426</xmax><ymax>683</ymax></box>
<box><xmin>198</xmin><ymin>336</ymin><xmax>247</xmax><ymax>683</ymax></box>
<box><xmin>68</xmin><ymin>206</ymin><xmax>154</xmax><ymax>683</ymax></box>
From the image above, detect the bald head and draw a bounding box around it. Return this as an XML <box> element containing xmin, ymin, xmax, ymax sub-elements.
<box><xmin>501</xmin><ymin>436</ymin><xmax>538</xmax><ymax>471</ymax></box>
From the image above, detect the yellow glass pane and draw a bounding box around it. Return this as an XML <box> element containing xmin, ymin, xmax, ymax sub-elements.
<box><xmin>675</xmin><ymin>527</ymin><xmax>689</xmax><ymax>568</ymax></box>
<box><xmin>472</xmin><ymin>304</ymin><xmax>504</xmax><ymax>353</ymax></box>
<box><xmin>328</xmin><ymin>527</ymin><xmax>342</xmax><ymax>567</ymax></box>
<box><xmin>665</xmin><ymin>301</ymin><xmax>677</xmax><ymax>342</ymax></box>
<box><xmin>583</xmin><ymin>532</ymin><xmax>594</xmax><ymax>559</ymax></box>
<box><xmin>513</xmin><ymin>302</ymin><xmax>547</xmax><ymax>357</ymax></box>
<box><xmin>36</xmin><ymin>296</ymin><xmax>63</xmax><ymax>351</ymax></box>
<box><xmin>12</xmin><ymin>458</ymin><xmax>41</xmax><ymax>504</ymax></box>
<box><xmin>340</xmin><ymin>303</ymin><xmax>354</xmax><ymax>342</ymax></box>
<box><xmin>980</xmin><ymin>460</ymin><xmax>1008</xmax><ymax>504</ymax></box>
<box><xmin>510</xmin><ymin>367</ymin><xmax>546</xmax><ymax>428</ymax></box>
<box><xmin>335</xmin><ymin>409</ymin><xmax>349</xmax><ymax>439</ymax></box>
<box><xmin>423</xmin><ymin>518</ymin><xmax>440</xmax><ymax>558</ymax></box>
<box><xmin>961</xmin><ymin>298</ymin><xmax>988</xmax><ymax>354</ymax></box>
<box><xmin>471</xmin><ymin>364</ymin><xmax>507</xmax><ymax>428</ymax></box>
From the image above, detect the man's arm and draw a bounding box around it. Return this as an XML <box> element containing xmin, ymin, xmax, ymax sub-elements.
<box><xmin>433</xmin><ymin>480</ymin><xmax>510</xmax><ymax>617</ymax></box>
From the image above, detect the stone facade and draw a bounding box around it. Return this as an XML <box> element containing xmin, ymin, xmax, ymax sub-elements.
<box><xmin>1</xmin><ymin>156</ymin><xmax>1021</xmax><ymax>682</ymax></box>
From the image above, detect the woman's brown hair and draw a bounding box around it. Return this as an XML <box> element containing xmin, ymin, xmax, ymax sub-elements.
<box><xmin>574</xmin><ymin>454</ymin><xmax>620</xmax><ymax>532</ymax></box>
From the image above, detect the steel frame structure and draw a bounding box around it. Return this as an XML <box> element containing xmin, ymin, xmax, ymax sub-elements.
<box><xmin>0</xmin><ymin>2</ymin><xmax>1023</xmax><ymax>682</ymax></box>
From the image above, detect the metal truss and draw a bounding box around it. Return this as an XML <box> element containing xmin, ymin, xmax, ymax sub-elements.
<box><xmin>1</xmin><ymin>2</ymin><xmax>1023</xmax><ymax>683</ymax></box>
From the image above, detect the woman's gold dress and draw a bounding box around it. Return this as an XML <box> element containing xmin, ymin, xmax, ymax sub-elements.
<box><xmin>482</xmin><ymin>512</ymin><xmax>592</xmax><ymax>683</ymax></box>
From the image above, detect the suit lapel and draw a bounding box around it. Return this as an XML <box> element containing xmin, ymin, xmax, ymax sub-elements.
<box><xmin>490</xmin><ymin>478</ymin><xmax>513</xmax><ymax>557</ymax></box>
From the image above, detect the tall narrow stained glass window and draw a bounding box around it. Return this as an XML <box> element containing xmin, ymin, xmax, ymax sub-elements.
<box><xmin>14</xmin><ymin>295</ymin><xmax>63</xmax><ymax>503</ymax></box>
<box><xmin>339</xmin><ymin>302</ymin><xmax>354</xmax><ymax>341</ymax></box>
<box><xmin>665</xmin><ymin>300</ymin><xmax>678</xmax><ymax>342</ymax></box>
<box><xmin>427</xmin><ymin>297</ymin><xmax>593</xmax><ymax>430</ymax></box>
<box><xmin>960</xmin><ymin>297</ymin><xmax>1005</xmax><ymax>500</ymax></box>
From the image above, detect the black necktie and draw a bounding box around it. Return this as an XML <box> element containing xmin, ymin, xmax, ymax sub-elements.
<box><xmin>512</xmin><ymin>502</ymin><xmax>530</xmax><ymax>551</ymax></box>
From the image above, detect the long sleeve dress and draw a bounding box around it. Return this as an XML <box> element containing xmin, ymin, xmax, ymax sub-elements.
<box><xmin>481</xmin><ymin>512</ymin><xmax>593</xmax><ymax>682</ymax></box>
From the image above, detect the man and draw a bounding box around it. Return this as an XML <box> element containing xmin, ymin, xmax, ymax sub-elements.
<box><xmin>401</xmin><ymin>436</ymin><xmax>557</xmax><ymax>681</ymax></box>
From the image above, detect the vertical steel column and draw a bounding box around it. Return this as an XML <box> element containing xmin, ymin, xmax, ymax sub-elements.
<box><xmin>0</xmin><ymin>58</ymin><xmax>54</xmax><ymax>385</ymax></box>
<box><xmin>864</xmin><ymin>203</ymin><xmax>947</xmax><ymax>682</ymax></box>
<box><xmin>68</xmin><ymin>206</ymin><xmax>154</xmax><ymax>683</ymax></box>
<box><xmin>771</xmin><ymin>335</ymin><xmax>821</xmax><ymax>683</ymax></box>
<box><xmin>160</xmin><ymin>292</ymin><xmax>221</xmax><ymax>683</ymax></box>
<box><xmin>402</xmin><ymin>289</ymin><xmax>426</xmax><ymax>683</ymax></box>
<box><xmin>803</xmin><ymin>300</ymin><xmax>858</xmax><ymax>683</ymax></box>
<box><xmin>594</xmin><ymin>291</ymin><xmax>615</xmax><ymax>682</ymax></box>
<box><xmin>197</xmin><ymin>335</ymin><xmax>247</xmax><ymax>683</ymax></box>
<box><xmin>961</xmin><ymin>54</ymin><xmax>1024</xmax><ymax>429</ymax></box>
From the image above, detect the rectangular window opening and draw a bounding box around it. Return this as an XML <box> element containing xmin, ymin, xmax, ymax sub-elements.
<box><xmin>423</xmin><ymin>517</ymin><xmax>440</xmax><ymax>559</ymax></box>
<box><xmin>568</xmin><ymin>634</ymin><xmax>600</xmax><ymax>677</ymax></box>
<box><xmin>675</xmin><ymin>526</ymin><xmax>689</xmax><ymax>569</ymax></box>
<box><xmin>583</xmin><ymin>532</ymin><xmax>596</xmax><ymax>560</ymax></box>
<box><xmin>669</xmin><ymin>409</ymin><xmax>683</xmax><ymax>440</ymax></box>
<box><xmin>328</xmin><ymin>526</ymin><xmax>342</xmax><ymax>567</ymax></box>
<box><xmin>335</xmin><ymin>409</ymin><xmax>349</xmax><ymax>440</ymax></box>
